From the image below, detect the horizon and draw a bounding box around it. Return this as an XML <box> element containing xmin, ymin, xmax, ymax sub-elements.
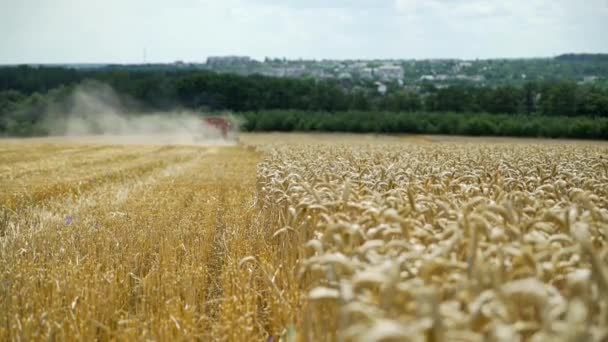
<box><xmin>1</xmin><ymin>52</ymin><xmax>607</xmax><ymax>66</ymax></box>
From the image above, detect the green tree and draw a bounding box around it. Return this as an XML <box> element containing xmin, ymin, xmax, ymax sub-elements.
<box><xmin>540</xmin><ymin>82</ymin><xmax>578</xmax><ymax>116</ymax></box>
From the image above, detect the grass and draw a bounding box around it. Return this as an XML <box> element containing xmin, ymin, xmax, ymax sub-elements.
<box><xmin>1</xmin><ymin>134</ymin><xmax>608</xmax><ymax>341</ymax></box>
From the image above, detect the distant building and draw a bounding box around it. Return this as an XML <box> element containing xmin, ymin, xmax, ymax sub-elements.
<box><xmin>284</xmin><ymin>66</ymin><xmax>307</xmax><ymax>77</ymax></box>
<box><xmin>359</xmin><ymin>68</ymin><xmax>374</xmax><ymax>79</ymax></box>
<box><xmin>376</xmin><ymin>82</ymin><xmax>388</xmax><ymax>95</ymax></box>
<box><xmin>346</xmin><ymin>62</ymin><xmax>368</xmax><ymax>71</ymax></box>
<box><xmin>454</xmin><ymin>74</ymin><xmax>485</xmax><ymax>82</ymax></box>
<box><xmin>403</xmin><ymin>85</ymin><xmax>420</xmax><ymax>92</ymax></box>
<box><xmin>338</xmin><ymin>72</ymin><xmax>352</xmax><ymax>79</ymax></box>
<box><xmin>259</xmin><ymin>68</ymin><xmax>285</xmax><ymax>77</ymax></box>
<box><xmin>206</xmin><ymin>56</ymin><xmax>252</xmax><ymax>66</ymax></box>
<box><xmin>582</xmin><ymin>76</ymin><xmax>599</xmax><ymax>83</ymax></box>
<box><xmin>375</xmin><ymin>65</ymin><xmax>404</xmax><ymax>81</ymax></box>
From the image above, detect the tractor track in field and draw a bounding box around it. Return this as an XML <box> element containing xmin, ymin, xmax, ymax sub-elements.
<box><xmin>0</xmin><ymin>145</ymin><xmax>178</xmax><ymax>181</ymax></box>
<box><xmin>0</xmin><ymin>148</ymin><xmax>210</xmax><ymax>241</ymax></box>
<box><xmin>204</xmin><ymin>186</ymin><xmax>228</xmax><ymax>324</ymax></box>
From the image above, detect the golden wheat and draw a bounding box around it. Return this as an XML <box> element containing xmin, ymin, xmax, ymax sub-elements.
<box><xmin>1</xmin><ymin>134</ymin><xmax>607</xmax><ymax>341</ymax></box>
<box><xmin>257</xmin><ymin>141</ymin><xmax>608</xmax><ymax>341</ymax></box>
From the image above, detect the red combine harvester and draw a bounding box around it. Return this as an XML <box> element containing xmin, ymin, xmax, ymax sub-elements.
<box><xmin>201</xmin><ymin>116</ymin><xmax>238</xmax><ymax>142</ymax></box>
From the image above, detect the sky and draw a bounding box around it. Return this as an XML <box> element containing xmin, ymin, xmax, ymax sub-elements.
<box><xmin>1</xmin><ymin>0</ymin><xmax>607</xmax><ymax>63</ymax></box>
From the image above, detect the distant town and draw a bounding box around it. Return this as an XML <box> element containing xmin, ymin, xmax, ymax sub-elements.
<box><xmin>16</xmin><ymin>54</ymin><xmax>608</xmax><ymax>96</ymax></box>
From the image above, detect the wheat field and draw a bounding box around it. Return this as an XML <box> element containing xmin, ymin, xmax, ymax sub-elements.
<box><xmin>1</xmin><ymin>134</ymin><xmax>608</xmax><ymax>341</ymax></box>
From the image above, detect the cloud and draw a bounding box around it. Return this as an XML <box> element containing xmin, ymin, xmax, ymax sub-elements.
<box><xmin>252</xmin><ymin>0</ymin><xmax>393</xmax><ymax>9</ymax></box>
<box><xmin>0</xmin><ymin>0</ymin><xmax>606</xmax><ymax>63</ymax></box>
<box><xmin>390</xmin><ymin>0</ymin><xmax>608</xmax><ymax>58</ymax></box>
<box><xmin>396</xmin><ymin>0</ymin><xmax>517</xmax><ymax>18</ymax></box>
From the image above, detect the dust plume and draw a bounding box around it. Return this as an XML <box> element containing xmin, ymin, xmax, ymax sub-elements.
<box><xmin>43</xmin><ymin>81</ymin><xmax>238</xmax><ymax>145</ymax></box>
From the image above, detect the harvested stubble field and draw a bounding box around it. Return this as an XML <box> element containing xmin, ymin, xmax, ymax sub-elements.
<box><xmin>1</xmin><ymin>133</ymin><xmax>608</xmax><ymax>341</ymax></box>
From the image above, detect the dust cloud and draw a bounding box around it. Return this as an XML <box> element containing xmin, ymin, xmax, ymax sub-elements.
<box><xmin>42</xmin><ymin>81</ymin><xmax>237</xmax><ymax>146</ymax></box>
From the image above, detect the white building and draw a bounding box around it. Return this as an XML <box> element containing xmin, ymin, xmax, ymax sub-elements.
<box><xmin>284</xmin><ymin>66</ymin><xmax>307</xmax><ymax>77</ymax></box>
<box><xmin>358</xmin><ymin>68</ymin><xmax>374</xmax><ymax>79</ymax></box>
<box><xmin>338</xmin><ymin>72</ymin><xmax>353</xmax><ymax>80</ymax></box>
<box><xmin>206</xmin><ymin>56</ymin><xmax>252</xmax><ymax>66</ymax></box>
<box><xmin>375</xmin><ymin>82</ymin><xmax>388</xmax><ymax>95</ymax></box>
<box><xmin>375</xmin><ymin>65</ymin><xmax>404</xmax><ymax>81</ymax></box>
<box><xmin>583</xmin><ymin>76</ymin><xmax>599</xmax><ymax>83</ymax></box>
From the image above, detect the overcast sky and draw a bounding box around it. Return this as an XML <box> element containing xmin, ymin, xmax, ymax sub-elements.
<box><xmin>1</xmin><ymin>0</ymin><xmax>607</xmax><ymax>63</ymax></box>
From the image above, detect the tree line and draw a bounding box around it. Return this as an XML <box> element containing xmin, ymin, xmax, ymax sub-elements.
<box><xmin>243</xmin><ymin>111</ymin><xmax>608</xmax><ymax>140</ymax></box>
<box><xmin>1</xmin><ymin>66</ymin><xmax>608</xmax><ymax>137</ymax></box>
